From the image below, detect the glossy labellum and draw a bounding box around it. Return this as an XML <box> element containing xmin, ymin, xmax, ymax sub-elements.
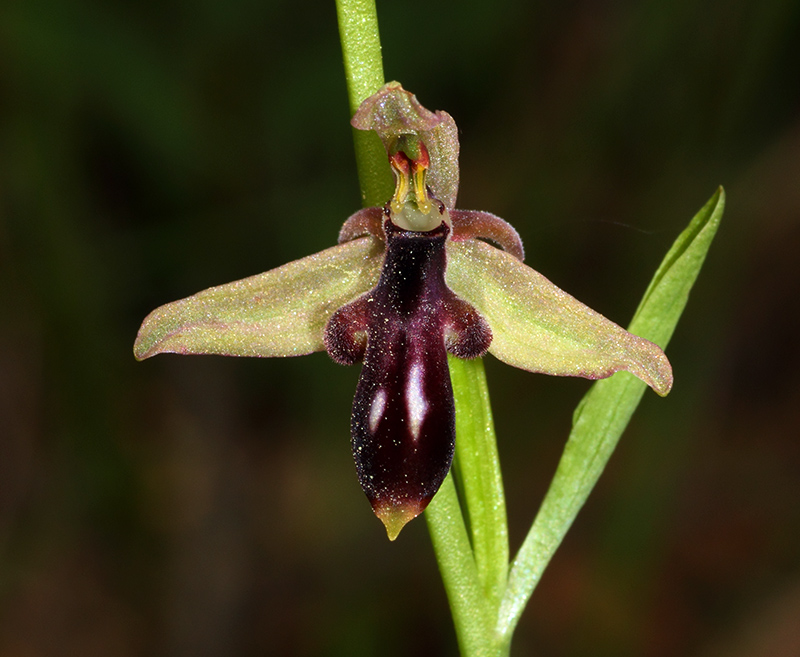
<box><xmin>133</xmin><ymin>82</ymin><xmax>673</xmax><ymax>540</ymax></box>
<box><xmin>325</xmin><ymin>209</ymin><xmax>490</xmax><ymax>539</ymax></box>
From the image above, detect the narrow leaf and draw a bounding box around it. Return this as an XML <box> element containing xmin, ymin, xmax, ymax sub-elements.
<box><xmin>497</xmin><ymin>187</ymin><xmax>725</xmax><ymax>638</ymax></box>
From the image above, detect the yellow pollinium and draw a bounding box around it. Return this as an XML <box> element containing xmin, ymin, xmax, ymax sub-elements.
<box><xmin>411</xmin><ymin>160</ymin><xmax>432</xmax><ymax>215</ymax></box>
<box><xmin>389</xmin><ymin>138</ymin><xmax>432</xmax><ymax>217</ymax></box>
<box><xmin>388</xmin><ymin>140</ymin><xmax>450</xmax><ymax>232</ymax></box>
<box><xmin>389</xmin><ymin>150</ymin><xmax>411</xmax><ymax>214</ymax></box>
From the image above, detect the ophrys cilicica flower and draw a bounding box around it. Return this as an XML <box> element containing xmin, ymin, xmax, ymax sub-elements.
<box><xmin>134</xmin><ymin>82</ymin><xmax>672</xmax><ymax>540</ymax></box>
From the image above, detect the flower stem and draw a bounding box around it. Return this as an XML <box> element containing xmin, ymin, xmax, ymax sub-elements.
<box><xmin>425</xmin><ymin>474</ymin><xmax>496</xmax><ymax>656</ymax></box>
<box><xmin>337</xmin><ymin>5</ymin><xmax>723</xmax><ymax>655</ymax></box>
<box><xmin>336</xmin><ymin>4</ymin><xmax>506</xmax><ymax>655</ymax></box>
<box><xmin>427</xmin><ymin>356</ymin><xmax>511</xmax><ymax>657</ymax></box>
<box><xmin>446</xmin><ymin>355</ymin><xmax>508</xmax><ymax>610</ymax></box>
<box><xmin>335</xmin><ymin>0</ymin><xmax>393</xmax><ymax>207</ymax></box>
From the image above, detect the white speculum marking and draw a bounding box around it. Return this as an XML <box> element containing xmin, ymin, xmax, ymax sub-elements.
<box><xmin>406</xmin><ymin>361</ymin><xmax>428</xmax><ymax>441</ymax></box>
<box><xmin>369</xmin><ymin>389</ymin><xmax>387</xmax><ymax>434</ymax></box>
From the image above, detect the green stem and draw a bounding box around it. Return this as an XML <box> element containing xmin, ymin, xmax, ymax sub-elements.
<box><xmin>447</xmin><ymin>355</ymin><xmax>508</xmax><ymax>610</ymax></box>
<box><xmin>335</xmin><ymin>3</ymin><xmax>724</xmax><ymax>647</ymax></box>
<box><xmin>427</xmin><ymin>357</ymin><xmax>511</xmax><ymax>656</ymax></box>
<box><xmin>335</xmin><ymin>6</ymin><xmax>722</xmax><ymax>656</ymax></box>
<box><xmin>335</xmin><ymin>0</ymin><xmax>393</xmax><ymax>207</ymax></box>
<box><xmin>336</xmin><ymin>4</ymin><xmax>506</xmax><ymax>655</ymax></box>
<box><xmin>425</xmin><ymin>475</ymin><xmax>496</xmax><ymax>656</ymax></box>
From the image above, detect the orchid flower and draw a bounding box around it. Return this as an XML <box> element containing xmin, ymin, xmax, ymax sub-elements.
<box><xmin>134</xmin><ymin>82</ymin><xmax>672</xmax><ymax>540</ymax></box>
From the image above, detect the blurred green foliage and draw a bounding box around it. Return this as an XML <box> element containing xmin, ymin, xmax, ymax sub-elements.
<box><xmin>1</xmin><ymin>0</ymin><xmax>799</xmax><ymax>655</ymax></box>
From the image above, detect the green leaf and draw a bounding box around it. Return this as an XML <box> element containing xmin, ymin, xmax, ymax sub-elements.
<box><xmin>628</xmin><ymin>187</ymin><xmax>726</xmax><ymax>347</ymax></box>
<box><xmin>497</xmin><ymin>187</ymin><xmax>725</xmax><ymax>639</ymax></box>
<box><xmin>134</xmin><ymin>236</ymin><xmax>383</xmax><ymax>360</ymax></box>
<box><xmin>446</xmin><ymin>239</ymin><xmax>673</xmax><ymax>395</ymax></box>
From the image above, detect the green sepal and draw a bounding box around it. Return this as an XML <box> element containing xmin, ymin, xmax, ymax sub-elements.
<box><xmin>445</xmin><ymin>240</ymin><xmax>673</xmax><ymax>395</ymax></box>
<box><xmin>351</xmin><ymin>81</ymin><xmax>460</xmax><ymax>209</ymax></box>
<box><xmin>134</xmin><ymin>236</ymin><xmax>384</xmax><ymax>360</ymax></box>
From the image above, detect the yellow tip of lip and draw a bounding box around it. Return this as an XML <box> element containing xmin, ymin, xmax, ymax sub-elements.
<box><xmin>374</xmin><ymin>500</ymin><xmax>424</xmax><ymax>541</ymax></box>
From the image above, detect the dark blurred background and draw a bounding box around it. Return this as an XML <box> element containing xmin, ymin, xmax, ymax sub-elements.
<box><xmin>1</xmin><ymin>0</ymin><xmax>799</xmax><ymax>655</ymax></box>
